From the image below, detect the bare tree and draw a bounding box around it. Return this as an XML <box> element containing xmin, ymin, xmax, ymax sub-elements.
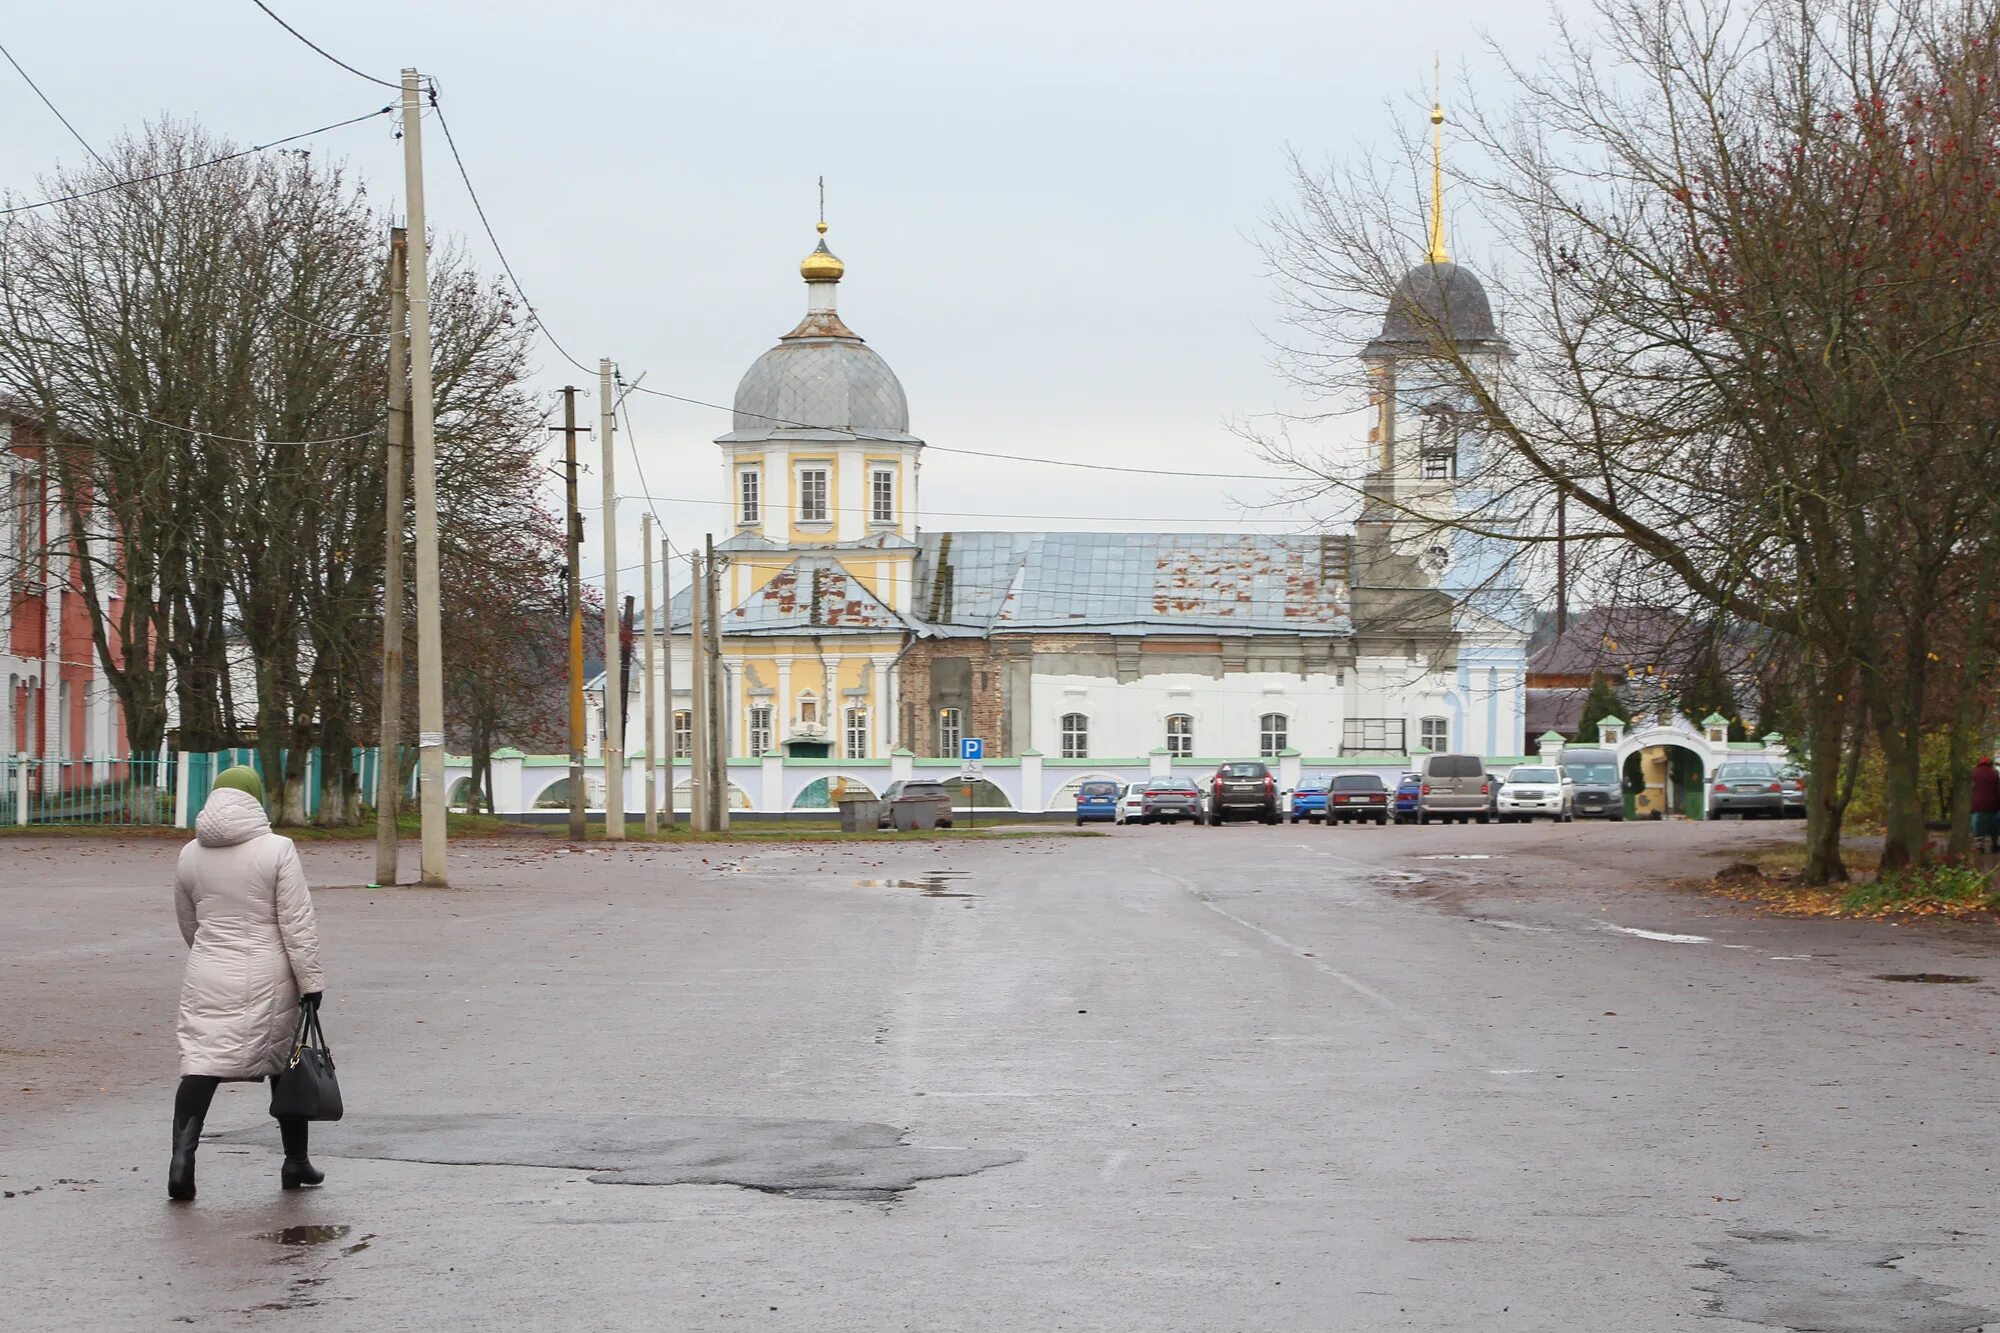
<box><xmin>1264</xmin><ymin>0</ymin><xmax>2000</xmax><ymax>881</ymax></box>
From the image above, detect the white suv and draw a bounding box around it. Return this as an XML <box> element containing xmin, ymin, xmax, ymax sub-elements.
<box><xmin>1497</xmin><ymin>766</ymin><xmax>1575</xmax><ymax>823</ymax></box>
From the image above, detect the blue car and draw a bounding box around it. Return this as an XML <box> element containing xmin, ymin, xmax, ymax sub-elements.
<box><xmin>1290</xmin><ymin>782</ymin><xmax>1329</xmax><ymax>823</ymax></box>
<box><xmin>1392</xmin><ymin>772</ymin><xmax>1423</xmax><ymax>824</ymax></box>
<box><xmin>1075</xmin><ymin>779</ymin><xmax>1122</xmax><ymax>825</ymax></box>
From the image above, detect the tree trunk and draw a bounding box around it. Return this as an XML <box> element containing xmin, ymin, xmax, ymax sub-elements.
<box><xmin>1800</xmin><ymin>659</ymin><xmax>1857</xmax><ymax>886</ymax></box>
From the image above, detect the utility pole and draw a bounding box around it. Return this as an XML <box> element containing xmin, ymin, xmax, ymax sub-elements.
<box><xmin>641</xmin><ymin>515</ymin><xmax>659</xmax><ymax>836</ymax></box>
<box><xmin>687</xmin><ymin>549</ymin><xmax>709</xmax><ymax>832</ymax></box>
<box><xmin>660</xmin><ymin>537</ymin><xmax>675</xmax><ymax>831</ymax></box>
<box><xmin>599</xmin><ymin>359</ymin><xmax>624</xmax><ymax>840</ymax></box>
<box><xmin>402</xmin><ymin>68</ymin><xmax>447</xmax><ymax>886</ymax></box>
<box><xmin>374</xmin><ymin>226</ymin><xmax>410</xmax><ymax>887</ymax></box>
<box><xmin>551</xmin><ymin>386</ymin><xmax>587</xmax><ymax>842</ymax></box>
<box><xmin>1554</xmin><ymin>482</ymin><xmax>1568</xmax><ymax>637</ymax></box>
<box><xmin>706</xmin><ymin>534</ymin><xmax>729</xmax><ymax>833</ymax></box>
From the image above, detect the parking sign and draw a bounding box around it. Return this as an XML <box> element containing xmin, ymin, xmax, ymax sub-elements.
<box><xmin>961</xmin><ymin>737</ymin><xmax>984</xmax><ymax>762</ymax></box>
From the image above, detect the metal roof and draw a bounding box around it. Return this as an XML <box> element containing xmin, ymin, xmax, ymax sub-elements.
<box><xmin>912</xmin><ymin>532</ymin><xmax>1352</xmax><ymax>636</ymax></box>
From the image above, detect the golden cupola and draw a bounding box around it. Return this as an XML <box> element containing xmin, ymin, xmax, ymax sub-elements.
<box><xmin>800</xmin><ymin>221</ymin><xmax>845</xmax><ymax>283</ymax></box>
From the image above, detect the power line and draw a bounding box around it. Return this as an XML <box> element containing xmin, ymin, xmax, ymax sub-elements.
<box><xmin>429</xmin><ymin>98</ymin><xmax>596</xmax><ymax>378</ymax></box>
<box><xmin>0</xmin><ymin>105</ymin><xmax>396</xmax><ymax>217</ymax></box>
<box><xmin>0</xmin><ymin>40</ymin><xmax>108</xmax><ymax>168</ymax></box>
<box><xmin>621</xmin><ymin>490</ymin><xmax>1313</xmax><ymax>525</ymax></box>
<box><xmin>246</xmin><ymin>0</ymin><xmax>402</xmax><ymax>89</ymax></box>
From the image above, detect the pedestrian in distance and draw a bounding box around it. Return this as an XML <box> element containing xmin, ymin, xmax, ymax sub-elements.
<box><xmin>167</xmin><ymin>766</ymin><xmax>326</xmax><ymax>1201</ymax></box>
<box><xmin>1971</xmin><ymin>756</ymin><xmax>2000</xmax><ymax>855</ymax></box>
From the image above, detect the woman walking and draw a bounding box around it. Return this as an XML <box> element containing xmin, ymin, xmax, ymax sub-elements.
<box><xmin>168</xmin><ymin>766</ymin><xmax>326</xmax><ymax>1201</ymax></box>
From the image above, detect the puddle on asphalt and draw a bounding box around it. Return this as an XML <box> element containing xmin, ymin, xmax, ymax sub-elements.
<box><xmin>1875</xmin><ymin>973</ymin><xmax>1980</xmax><ymax>984</ymax></box>
<box><xmin>853</xmin><ymin>871</ymin><xmax>977</xmax><ymax>900</ymax></box>
<box><xmin>215</xmin><ymin>1114</ymin><xmax>1019</xmax><ymax>1202</ymax></box>
<box><xmin>1696</xmin><ymin>1230</ymin><xmax>1996</xmax><ymax>1332</ymax></box>
<box><xmin>256</xmin><ymin>1224</ymin><xmax>351</xmax><ymax>1248</ymax></box>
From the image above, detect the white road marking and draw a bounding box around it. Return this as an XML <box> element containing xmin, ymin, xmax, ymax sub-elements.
<box><xmin>1601</xmin><ymin>925</ymin><xmax>1711</xmax><ymax>944</ymax></box>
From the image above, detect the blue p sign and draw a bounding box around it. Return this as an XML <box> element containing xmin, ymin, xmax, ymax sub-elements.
<box><xmin>961</xmin><ymin>737</ymin><xmax>985</xmax><ymax>762</ymax></box>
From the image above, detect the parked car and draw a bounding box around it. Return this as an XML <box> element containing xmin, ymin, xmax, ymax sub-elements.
<box><xmin>877</xmin><ymin>780</ymin><xmax>954</xmax><ymax>830</ymax></box>
<box><xmin>1559</xmin><ymin>747</ymin><xmax>1624</xmax><ymax>820</ymax></box>
<box><xmin>1209</xmin><ymin>761</ymin><xmax>1281</xmax><ymax>825</ymax></box>
<box><xmin>1418</xmin><ymin>753</ymin><xmax>1492</xmax><ymax>824</ymax></box>
<box><xmin>1392</xmin><ymin>772</ymin><xmax>1423</xmax><ymax>823</ymax></box>
<box><xmin>1115</xmin><ymin>783</ymin><xmax>1147</xmax><ymax>825</ymax></box>
<box><xmin>1778</xmin><ymin>765</ymin><xmax>1806</xmax><ymax>819</ymax></box>
<box><xmin>1497</xmin><ymin>765</ymin><xmax>1575</xmax><ymax>822</ymax></box>
<box><xmin>1708</xmin><ymin>761</ymin><xmax>1786</xmax><ymax>819</ymax></box>
<box><xmin>1074</xmin><ymin>778</ymin><xmax>1122</xmax><ymax>825</ymax></box>
<box><xmin>1140</xmin><ymin>779</ymin><xmax>1204</xmax><ymax>824</ymax></box>
<box><xmin>1327</xmin><ymin>773</ymin><xmax>1391</xmax><ymax>825</ymax></box>
<box><xmin>1289</xmin><ymin>780</ymin><xmax>1329</xmax><ymax>824</ymax></box>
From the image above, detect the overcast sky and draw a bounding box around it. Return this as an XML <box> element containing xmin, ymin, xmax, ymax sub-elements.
<box><xmin>3</xmin><ymin>0</ymin><xmax>1558</xmax><ymax>590</ymax></box>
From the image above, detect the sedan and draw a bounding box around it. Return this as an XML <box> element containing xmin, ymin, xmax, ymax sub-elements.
<box><xmin>1290</xmin><ymin>782</ymin><xmax>1329</xmax><ymax>824</ymax></box>
<box><xmin>1779</xmin><ymin>766</ymin><xmax>1806</xmax><ymax>819</ymax></box>
<box><xmin>1140</xmin><ymin>780</ymin><xmax>1204</xmax><ymax>825</ymax></box>
<box><xmin>1708</xmin><ymin>762</ymin><xmax>1786</xmax><ymax>819</ymax></box>
<box><xmin>1392</xmin><ymin>772</ymin><xmax>1422</xmax><ymax>824</ymax></box>
<box><xmin>1115</xmin><ymin>784</ymin><xmax>1146</xmax><ymax>825</ymax></box>
<box><xmin>1327</xmin><ymin>774</ymin><xmax>1391</xmax><ymax>825</ymax></box>
<box><xmin>1497</xmin><ymin>766</ymin><xmax>1574</xmax><ymax>822</ymax></box>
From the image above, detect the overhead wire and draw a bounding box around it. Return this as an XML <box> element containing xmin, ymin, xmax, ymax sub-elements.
<box><xmin>0</xmin><ymin>39</ymin><xmax>108</xmax><ymax>168</ymax></box>
<box><xmin>245</xmin><ymin>0</ymin><xmax>403</xmax><ymax>90</ymax></box>
<box><xmin>0</xmin><ymin>105</ymin><xmax>396</xmax><ymax>217</ymax></box>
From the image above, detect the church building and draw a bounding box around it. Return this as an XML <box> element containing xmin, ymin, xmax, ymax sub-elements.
<box><xmin>604</xmin><ymin>162</ymin><xmax>1529</xmax><ymax>775</ymax></box>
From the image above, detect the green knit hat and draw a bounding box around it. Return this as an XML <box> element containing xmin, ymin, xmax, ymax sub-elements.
<box><xmin>212</xmin><ymin>765</ymin><xmax>265</xmax><ymax>806</ymax></box>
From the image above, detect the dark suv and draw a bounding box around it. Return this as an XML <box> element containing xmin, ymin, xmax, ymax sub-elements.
<box><xmin>1208</xmin><ymin>762</ymin><xmax>1280</xmax><ymax>825</ymax></box>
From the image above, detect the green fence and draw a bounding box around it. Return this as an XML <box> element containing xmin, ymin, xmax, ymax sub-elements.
<box><xmin>0</xmin><ymin>756</ymin><xmax>179</xmax><ymax>827</ymax></box>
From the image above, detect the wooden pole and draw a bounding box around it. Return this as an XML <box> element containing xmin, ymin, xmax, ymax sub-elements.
<box><xmin>556</xmin><ymin>387</ymin><xmax>587</xmax><ymax>841</ymax></box>
<box><xmin>661</xmin><ymin>537</ymin><xmax>675</xmax><ymax>831</ymax></box>
<box><xmin>373</xmin><ymin>226</ymin><xmax>410</xmax><ymax>887</ymax></box>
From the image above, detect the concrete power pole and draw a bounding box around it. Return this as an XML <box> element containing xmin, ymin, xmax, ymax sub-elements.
<box><xmin>688</xmin><ymin>550</ymin><xmax>709</xmax><ymax>833</ymax></box>
<box><xmin>599</xmin><ymin>359</ymin><xmax>624</xmax><ymax>840</ymax></box>
<box><xmin>660</xmin><ymin>538</ymin><xmax>675</xmax><ymax>831</ymax></box>
<box><xmin>374</xmin><ymin>226</ymin><xmax>410</xmax><ymax>887</ymax></box>
<box><xmin>641</xmin><ymin>513</ymin><xmax>659</xmax><ymax>836</ymax></box>
<box><xmin>401</xmin><ymin>69</ymin><xmax>447</xmax><ymax>886</ymax></box>
<box><xmin>552</xmin><ymin>386</ymin><xmax>587</xmax><ymax>842</ymax></box>
<box><xmin>706</xmin><ymin>534</ymin><xmax>729</xmax><ymax>833</ymax></box>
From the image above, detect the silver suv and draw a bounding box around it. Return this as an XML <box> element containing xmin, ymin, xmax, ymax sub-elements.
<box><xmin>1418</xmin><ymin>753</ymin><xmax>1493</xmax><ymax>825</ymax></box>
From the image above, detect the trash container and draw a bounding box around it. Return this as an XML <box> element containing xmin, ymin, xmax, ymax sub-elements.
<box><xmin>838</xmin><ymin>798</ymin><xmax>884</xmax><ymax>833</ymax></box>
<box><xmin>891</xmin><ymin>798</ymin><xmax>942</xmax><ymax>832</ymax></box>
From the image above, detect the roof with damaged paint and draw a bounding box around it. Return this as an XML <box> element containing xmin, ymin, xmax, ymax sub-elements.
<box><xmin>911</xmin><ymin>532</ymin><xmax>1352</xmax><ymax>636</ymax></box>
<box><xmin>723</xmin><ymin>556</ymin><xmax>906</xmax><ymax>633</ymax></box>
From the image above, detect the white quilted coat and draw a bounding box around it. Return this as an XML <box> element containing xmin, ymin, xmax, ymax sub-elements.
<box><xmin>173</xmin><ymin>788</ymin><xmax>325</xmax><ymax>1079</ymax></box>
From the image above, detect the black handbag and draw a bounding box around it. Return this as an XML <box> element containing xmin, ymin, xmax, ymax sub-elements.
<box><xmin>269</xmin><ymin>1006</ymin><xmax>343</xmax><ymax>1122</ymax></box>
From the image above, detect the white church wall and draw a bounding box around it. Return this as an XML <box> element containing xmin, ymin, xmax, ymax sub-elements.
<box><xmin>1026</xmin><ymin>669</ymin><xmax>1347</xmax><ymax>761</ymax></box>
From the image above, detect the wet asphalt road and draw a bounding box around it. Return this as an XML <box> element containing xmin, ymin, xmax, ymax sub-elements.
<box><xmin>2</xmin><ymin>820</ymin><xmax>1997</xmax><ymax>1331</ymax></box>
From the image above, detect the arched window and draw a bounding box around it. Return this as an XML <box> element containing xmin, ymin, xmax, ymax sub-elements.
<box><xmin>748</xmin><ymin>705</ymin><xmax>773</xmax><ymax>756</ymax></box>
<box><xmin>1059</xmin><ymin>713</ymin><xmax>1089</xmax><ymax>759</ymax></box>
<box><xmin>1165</xmin><ymin>713</ymin><xmax>1194</xmax><ymax>758</ymax></box>
<box><xmin>844</xmin><ymin>706</ymin><xmax>868</xmax><ymax>759</ymax></box>
<box><xmin>672</xmin><ymin>709</ymin><xmax>692</xmax><ymax>759</ymax></box>
<box><xmin>1259</xmin><ymin>713</ymin><xmax>1288</xmax><ymax>758</ymax></box>
<box><xmin>937</xmin><ymin>707</ymin><xmax>962</xmax><ymax>757</ymax></box>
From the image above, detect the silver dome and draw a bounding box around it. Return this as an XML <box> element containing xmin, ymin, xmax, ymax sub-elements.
<box><xmin>726</xmin><ymin>338</ymin><xmax>912</xmax><ymax>441</ymax></box>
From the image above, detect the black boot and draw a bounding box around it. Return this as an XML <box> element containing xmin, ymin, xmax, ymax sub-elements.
<box><xmin>168</xmin><ymin>1076</ymin><xmax>219</xmax><ymax>1201</ymax></box>
<box><xmin>278</xmin><ymin>1116</ymin><xmax>323</xmax><ymax>1190</ymax></box>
